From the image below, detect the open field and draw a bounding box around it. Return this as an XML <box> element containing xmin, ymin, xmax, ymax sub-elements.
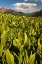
<box><xmin>0</xmin><ymin>12</ymin><xmax>42</xmax><ymax>64</ymax></box>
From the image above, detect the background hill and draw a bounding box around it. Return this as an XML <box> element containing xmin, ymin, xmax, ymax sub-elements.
<box><xmin>0</xmin><ymin>7</ymin><xmax>25</xmax><ymax>15</ymax></box>
<box><xmin>33</xmin><ymin>9</ymin><xmax>42</xmax><ymax>17</ymax></box>
<box><xmin>0</xmin><ymin>7</ymin><xmax>42</xmax><ymax>16</ymax></box>
<box><xmin>0</xmin><ymin>7</ymin><xmax>9</xmax><ymax>13</ymax></box>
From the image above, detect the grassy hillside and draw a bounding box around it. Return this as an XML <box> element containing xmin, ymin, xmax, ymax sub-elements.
<box><xmin>0</xmin><ymin>12</ymin><xmax>42</xmax><ymax>64</ymax></box>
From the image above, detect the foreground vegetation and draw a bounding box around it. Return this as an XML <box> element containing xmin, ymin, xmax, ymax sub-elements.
<box><xmin>0</xmin><ymin>12</ymin><xmax>42</xmax><ymax>64</ymax></box>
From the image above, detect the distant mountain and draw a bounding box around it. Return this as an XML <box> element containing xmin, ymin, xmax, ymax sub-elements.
<box><xmin>33</xmin><ymin>9</ymin><xmax>42</xmax><ymax>17</ymax></box>
<box><xmin>0</xmin><ymin>7</ymin><xmax>42</xmax><ymax>16</ymax></box>
<box><xmin>0</xmin><ymin>7</ymin><xmax>9</xmax><ymax>13</ymax></box>
<box><xmin>25</xmin><ymin>9</ymin><xmax>42</xmax><ymax>17</ymax></box>
<box><xmin>25</xmin><ymin>12</ymin><xmax>35</xmax><ymax>16</ymax></box>
<box><xmin>18</xmin><ymin>11</ymin><xmax>25</xmax><ymax>15</ymax></box>
<box><xmin>30</xmin><ymin>12</ymin><xmax>35</xmax><ymax>15</ymax></box>
<box><xmin>5</xmin><ymin>10</ymin><xmax>25</xmax><ymax>15</ymax></box>
<box><xmin>0</xmin><ymin>7</ymin><xmax>25</xmax><ymax>15</ymax></box>
<box><xmin>4</xmin><ymin>9</ymin><xmax>20</xmax><ymax>15</ymax></box>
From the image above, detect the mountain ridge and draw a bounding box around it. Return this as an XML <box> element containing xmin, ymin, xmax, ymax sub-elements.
<box><xmin>0</xmin><ymin>7</ymin><xmax>9</xmax><ymax>13</ymax></box>
<box><xmin>0</xmin><ymin>7</ymin><xmax>42</xmax><ymax>16</ymax></box>
<box><xmin>33</xmin><ymin>9</ymin><xmax>42</xmax><ymax>17</ymax></box>
<box><xmin>0</xmin><ymin>7</ymin><xmax>25</xmax><ymax>15</ymax></box>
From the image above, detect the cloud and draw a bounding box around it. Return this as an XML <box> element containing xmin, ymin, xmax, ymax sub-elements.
<box><xmin>24</xmin><ymin>0</ymin><xmax>28</xmax><ymax>2</ymax></box>
<box><xmin>41</xmin><ymin>0</ymin><xmax>42</xmax><ymax>2</ymax></box>
<box><xmin>12</xmin><ymin>3</ymin><xmax>37</xmax><ymax>13</ymax></box>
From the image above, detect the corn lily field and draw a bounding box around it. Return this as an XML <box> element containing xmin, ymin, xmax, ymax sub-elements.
<box><xmin>0</xmin><ymin>12</ymin><xmax>42</xmax><ymax>64</ymax></box>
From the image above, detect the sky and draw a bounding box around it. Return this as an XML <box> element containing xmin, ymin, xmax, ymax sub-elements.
<box><xmin>0</xmin><ymin>0</ymin><xmax>42</xmax><ymax>13</ymax></box>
